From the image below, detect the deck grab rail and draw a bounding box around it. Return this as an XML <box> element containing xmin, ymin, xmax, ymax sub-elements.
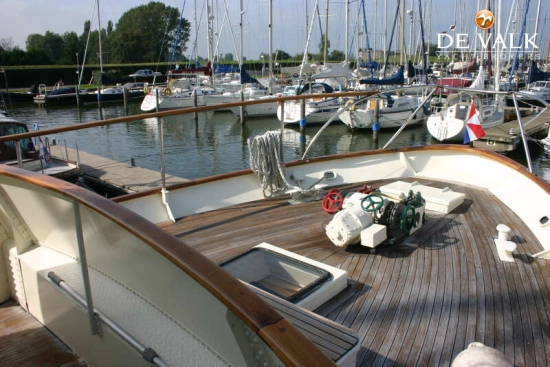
<box><xmin>48</xmin><ymin>271</ymin><xmax>170</xmax><ymax>367</ymax></box>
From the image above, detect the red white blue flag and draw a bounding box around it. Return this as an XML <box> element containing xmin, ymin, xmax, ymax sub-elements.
<box><xmin>38</xmin><ymin>136</ymin><xmax>52</xmax><ymax>167</ymax></box>
<box><xmin>463</xmin><ymin>100</ymin><xmax>485</xmax><ymax>144</ymax></box>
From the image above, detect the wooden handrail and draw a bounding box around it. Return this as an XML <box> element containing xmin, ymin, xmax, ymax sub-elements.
<box><xmin>0</xmin><ymin>165</ymin><xmax>336</xmax><ymax>366</ymax></box>
<box><xmin>0</xmin><ymin>90</ymin><xmax>378</xmax><ymax>143</ymax></box>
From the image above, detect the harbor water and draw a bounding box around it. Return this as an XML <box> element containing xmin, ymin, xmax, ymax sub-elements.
<box><xmin>6</xmin><ymin>100</ymin><xmax>550</xmax><ymax>183</ymax></box>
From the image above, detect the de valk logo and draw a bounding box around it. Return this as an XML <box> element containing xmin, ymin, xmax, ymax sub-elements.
<box><xmin>475</xmin><ymin>9</ymin><xmax>494</xmax><ymax>30</ymax></box>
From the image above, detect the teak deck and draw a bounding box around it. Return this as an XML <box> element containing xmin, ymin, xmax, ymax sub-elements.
<box><xmin>3</xmin><ymin>177</ymin><xmax>549</xmax><ymax>366</ymax></box>
<box><xmin>0</xmin><ymin>300</ymin><xmax>86</xmax><ymax>367</ymax></box>
<box><xmin>160</xmin><ymin>177</ymin><xmax>550</xmax><ymax>366</ymax></box>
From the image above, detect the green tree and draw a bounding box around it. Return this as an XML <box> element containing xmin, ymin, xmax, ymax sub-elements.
<box><xmin>24</xmin><ymin>34</ymin><xmax>52</xmax><ymax>64</ymax></box>
<box><xmin>26</xmin><ymin>34</ymin><xmax>45</xmax><ymax>53</ymax></box>
<box><xmin>109</xmin><ymin>2</ymin><xmax>187</xmax><ymax>63</ymax></box>
<box><xmin>274</xmin><ymin>50</ymin><xmax>291</xmax><ymax>61</ymax></box>
<box><xmin>42</xmin><ymin>31</ymin><xmax>64</xmax><ymax>64</ymax></box>
<box><xmin>59</xmin><ymin>32</ymin><xmax>82</xmax><ymax>65</ymax></box>
<box><xmin>329</xmin><ymin>50</ymin><xmax>345</xmax><ymax>61</ymax></box>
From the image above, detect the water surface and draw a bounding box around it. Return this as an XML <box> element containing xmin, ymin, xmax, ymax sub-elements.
<box><xmin>7</xmin><ymin>101</ymin><xmax>550</xmax><ymax>181</ymax></box>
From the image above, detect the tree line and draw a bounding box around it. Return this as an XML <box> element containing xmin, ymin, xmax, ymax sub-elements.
<box><xmin>0</xmin><ymin>2</ymin><xmax>189</xmax><ymax>66</ymax></box>
<box><xmin>0</xmin><ymin>1</ymin><xmax>353</xmax><ymax>68</ymax></box>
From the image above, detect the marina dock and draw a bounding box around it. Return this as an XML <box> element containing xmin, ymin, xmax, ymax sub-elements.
<box><xmin>473</xmin><ymin>109</ymin><xmax>550</xmax><ymax>151</ymax></box>
<box><xmin>49</xmin><ymin>146</ymin><xmax>188</xmax><ymax>195</ymax></box>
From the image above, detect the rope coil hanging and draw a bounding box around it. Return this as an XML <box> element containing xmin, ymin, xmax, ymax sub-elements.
<box><xmin>248</xmin><ymin>131</ymin><xmax>290</xmax><ymax>197</ymax></box>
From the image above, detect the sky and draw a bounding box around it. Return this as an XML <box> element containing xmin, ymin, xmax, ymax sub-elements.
<box><xmin>1</xmin><ymin>0</ymin><xmax>548</xmax><ymax>63</ymax></box>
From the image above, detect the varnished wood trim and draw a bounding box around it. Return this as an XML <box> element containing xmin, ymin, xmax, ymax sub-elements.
<box><xmin>258</xmin><ymin>318</ymin><xmax>335</xmax><ymax>367</ymax></box>
<box><xmin>0</xmin><ymin>90</ymin><xmax>378</xmax><ymax>143</ymax></box>
<box><xmin>0</xmin><ymin>165</ymin><xmax>333</xmax><ymax>365</ymax></box>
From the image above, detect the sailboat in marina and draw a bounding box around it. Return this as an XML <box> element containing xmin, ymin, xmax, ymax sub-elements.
<box><xmin>140</xmin><ymin>4</ymin><xmax>208</xmax><ymax>112</ymax></box>
<box><xmin>209</xmin><ymin>0</ymin><xmax>284</xmax><ymax>118</ymax></box>
<box><xmin>426</xmin><ymin>66</ymin><xmax>505</xmax><ymax>142</ymax></box>
<box><xmin>339</xmin><ymin>66</ymin><xmax>428</xmax><ymax>130</ymax></box>
<box><xmin>276</xmin><ymin>81</ymin><xmax>345</xmax><ymax>124</ymax></box>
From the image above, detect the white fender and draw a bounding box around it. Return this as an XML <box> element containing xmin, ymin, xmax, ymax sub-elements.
<box><xmin>451</xmin><ymin>342</ymin><xmax>513</xmax><ymax>367</ymax></box>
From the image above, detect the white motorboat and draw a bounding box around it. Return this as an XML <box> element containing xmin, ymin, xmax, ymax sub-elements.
<box><xmin>0</xmin><ymin>112</ymin><xmax>80</xmax><ymax>179</ymax></box>
<box><xmin>516</xmin><ymin>80</ymin><xmax>550</xmax><ymax>107</ymax></box>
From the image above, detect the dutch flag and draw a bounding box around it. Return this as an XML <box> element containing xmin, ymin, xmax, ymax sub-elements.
<box><xmin>463</xmin><ymin>100</ymin><xmax>485</xmax><ymax>144</ymax></box>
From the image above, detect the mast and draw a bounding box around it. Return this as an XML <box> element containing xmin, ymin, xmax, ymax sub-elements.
<box><xmin>239</xmin><ymin>0</ymin><xmax>244</xmax><ymax>73</ymax></box>
<box><xmin>268</xmin><ymin>0</ymin><xmax>273</xmax><ymax>93</ymax></box>
<box><xmin>300</xmin><ymin>0</ymin><xmax>319</xmax><ymax>77</ymax></box>
<box><xmin>531</xmin><ymin>0</ymin><xmax>542</xmax><ymax>61</ymax></box>
<box><xmin>418</xmin><ymin>0</ymin><xmax>428</xmax><ymax>80</ymax></box>
<box><xmin>323</xmin><ymin>0</ymin><xmax>329</xmax><ymax>65</ymax></box>
<box><xmin>97</xmin><ymin>0</ymin><xmax>103</xmax><ymax>86</ymax></box>
<box><xmin>384</xmin><ymin>0</ymin><xmax>387</xmax><ymax>69</ymax></box>
<box><xmin>344</xmin><ymin>0</ymin><xmax>349</xmax><ymax>64</ymax></box>
<box><xmin>207</xmin><ymin>0</ymin><xmax>215</xmax><ymax>86</ymax></box>
<box><xmin>486</xmin><ymin>0</ymin><xmax>493</xmax><ymax>80</ymax></box>
<box><xmin>400</xmin><ymin>0</ymin><xmax>405</xmax><ymax>65</ymax></box>
<box><xmin>508</xmin><ymin>0</ymin><xmax>531</xmax><ymax>86</ymax></box>
<box><xmin>494</xmin><ymin>0</ymin><xmax>501</xmax><ymax>91</ymax></box>
<box><xmin>207</xmin><ymin>1</ymin><xmax>214</xmax><ymax>64</ymax></box>
<box><xmin>305</xmin><ymin>0</ymin><xmax>309</xmax><ymax>47</ymax></box>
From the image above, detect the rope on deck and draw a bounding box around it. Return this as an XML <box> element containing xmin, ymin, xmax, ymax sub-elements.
<box><xmin>248</xmin><ymin>130</ymin><xmax>291</xmax><ymax>197</ymax></box>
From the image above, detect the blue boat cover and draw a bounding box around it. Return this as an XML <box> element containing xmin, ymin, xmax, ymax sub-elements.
<box><xmin>359</xmin><ymin>65</ymin><xmax>405</xmax><ymax>85</ymax></box>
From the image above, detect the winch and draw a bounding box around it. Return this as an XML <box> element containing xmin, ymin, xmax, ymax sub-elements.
<box><xmin>324</xmin><ymin>187</ymin><xmax>426</xmax><ymax>248</ymax></box>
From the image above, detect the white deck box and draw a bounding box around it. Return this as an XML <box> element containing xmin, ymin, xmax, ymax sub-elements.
<box><xmin>379</xmin><ymin>181</ymin><xmax>465</xmax><ymax>214</ymax></box>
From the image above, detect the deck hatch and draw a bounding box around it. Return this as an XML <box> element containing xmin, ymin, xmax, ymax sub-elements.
<box><xmin>221</xmin><ymin>247</ymin><xmax>332</xmax><ymax>304</ymax></box>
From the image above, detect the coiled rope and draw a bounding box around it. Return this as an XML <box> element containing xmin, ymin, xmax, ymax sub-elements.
<box><xmin>248</xmin><ymin>131</ymin><xmax>293</xmax><ymax>197</ymax></box>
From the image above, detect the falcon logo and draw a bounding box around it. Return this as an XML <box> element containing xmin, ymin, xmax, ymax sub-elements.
<box><xmin>475</xmin><ymin>10</ymin><xmax>494</xmax><ymax>30</ymax></box>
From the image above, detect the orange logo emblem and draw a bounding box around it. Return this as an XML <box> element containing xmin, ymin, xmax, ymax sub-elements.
<box><xmin>475</xmin><ymin>10</ymin><xmax>494</xmax><ymax>30</ymax></box>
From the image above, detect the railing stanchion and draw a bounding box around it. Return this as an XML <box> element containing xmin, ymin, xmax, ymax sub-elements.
<box><xmin>73</xmin><ymin>201</ymin><xmax>100</xmax><ymax>335</ymax></box>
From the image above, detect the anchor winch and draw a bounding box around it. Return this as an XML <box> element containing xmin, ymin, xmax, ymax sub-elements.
<box><xmin>324</xmin><ymin>187</ymin><xmax>426</xmax><ymax>248</ymax></box>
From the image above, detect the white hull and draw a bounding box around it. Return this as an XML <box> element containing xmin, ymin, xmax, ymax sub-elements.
<box><xmin>339</xmin><ymin>96</ymin><xmax>426</xmax><ymax>129</ymax></box>
<box><xmin>204</xmin><ymin>94</ymin><xmax>241</xmax><ymax>111</ymax></box>
<box><xmin>140</xmin><ymin>87</ymin><xmax>205</xmax><ymax>112</ymax></box>
<box><xmin>229</xmin><ymin>101</ymin><xmax>279</xmax><ymax>118</ymax></box>
<box><xmin>276</xmin><ymin>99</ymin><xmax>342</xmax><ymax>124</ymax></box>
<box><xmin>426</xmin><ymin>107</ymin><xmax>504</xmax><ymax>142</ymax></box>
<box><xmin>204</xmin><ymin>88</ymin><xmax>270</xmax><ymax>112</ymax></box>
<box><xmin>426</xmin><ymin>95</ymin><xmax>505</xmax><ymax>142</ymax></box>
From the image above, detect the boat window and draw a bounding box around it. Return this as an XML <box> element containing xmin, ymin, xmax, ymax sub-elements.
<box><xmin>221</xmin><ymin>247</ymin><xmax>331</xmax><ymax>304</ymax></box>
<box><xmin>283</xmin><ymin>86</ymin><xmax>298</xmax><ymax>96</ymax></box>
<box><xmin>456</xmin><ymin>104</ymin><xmax>468</xmax><ymax>120</ymax></box>
<box><xmin>0</xmin><ymin>124</ymin><xmax>34</xmax><ymax>157</ymax></box>
<box><xmin>311</xmin><ymin>84</ymin><xmax>324</xmax><ymax>94</ymax></box>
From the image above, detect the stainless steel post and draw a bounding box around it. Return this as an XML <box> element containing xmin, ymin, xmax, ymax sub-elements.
<box><xmin>73</xmin><ymin>201</ymin><xmax>100</xmax><ymax>335</ymax></box>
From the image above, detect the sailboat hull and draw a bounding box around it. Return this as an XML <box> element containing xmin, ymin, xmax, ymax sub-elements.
<box><xmin>140</xmin><ymin>89</ymin><xmax>206</xmax><ymax>112</ymax></box>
